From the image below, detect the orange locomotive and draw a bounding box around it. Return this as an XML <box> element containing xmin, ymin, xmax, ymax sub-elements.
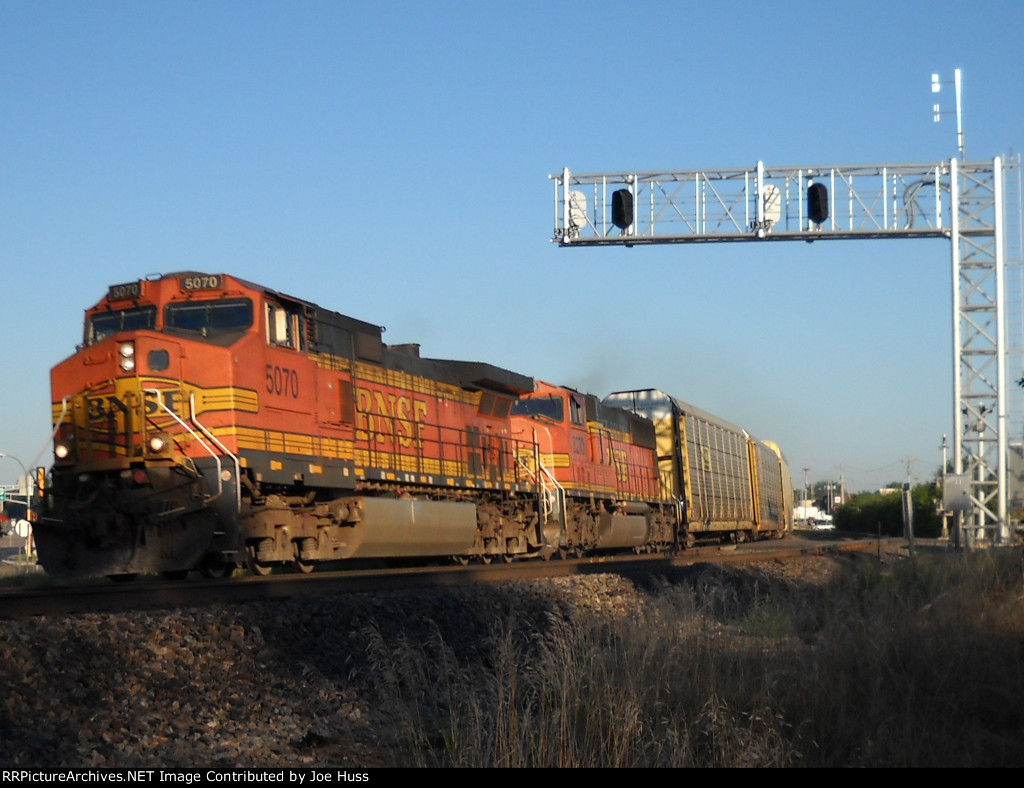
<box><xmin>36</xmin><ymin>272</ymin><xmax>790</xmax><ymax>578</ymax></box>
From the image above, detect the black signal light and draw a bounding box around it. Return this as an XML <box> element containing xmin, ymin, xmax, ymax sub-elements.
<box><xmin>808</xmin><ymin>182</ymin><xmax>829</xmax><ymax>224</ymax></box>
<box><xmin>611</xmin><ymin>189</ymin><xmax>633</xmax><ymax>229</ymax></box>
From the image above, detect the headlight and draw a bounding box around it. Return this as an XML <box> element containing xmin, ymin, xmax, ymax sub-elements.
<box><xmin>54</xmin><ymin>425</ymin><xmax>74</xmax><ymax>461</ymax></box>
<box><xmin>119</xmin><ymin>341</ymin><xmax>136</xmax><ymax>372</ymax></box>
<box><xmin>148</xmin><ymin>434</ymin><xmax>168</xmax><ymax>453</ymax></box>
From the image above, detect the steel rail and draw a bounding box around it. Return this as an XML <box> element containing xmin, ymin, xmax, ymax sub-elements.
<box><xmin>0</xmin><ymin>536</ymin><xmax>904</xmax><ymax>620</ymax></box>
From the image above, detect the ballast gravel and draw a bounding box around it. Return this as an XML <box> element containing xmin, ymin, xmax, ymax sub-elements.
<box><xmin>0</xmin><ymin>555</ymin><xmax>844</xmax><ymax>768</ymax></box>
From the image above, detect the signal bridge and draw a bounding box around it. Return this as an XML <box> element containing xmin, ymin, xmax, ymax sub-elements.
<box><xmin>551</xmin><ymin>156</ymin><xmax>1022</xmax><ymax>545</ymax></box>
<box><xmin>551</xmin><ymin>159</ymin><xmax>996</xmax><ymax>244</ymax></box>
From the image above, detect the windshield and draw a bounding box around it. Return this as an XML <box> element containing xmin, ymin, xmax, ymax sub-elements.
<box><xmin>165</xmin><ymin>299</ymin><xmax>253</xmax><ymax>337</ymax></box>
<box><xmin>88</xmin><ymin>306</ymin><xmax>158</xmax><ymax>345</ymax></box>
<box><xmin>510</xmin><ymin>396</ymin><xmax>564</xmax><ymax>422</ymax></box>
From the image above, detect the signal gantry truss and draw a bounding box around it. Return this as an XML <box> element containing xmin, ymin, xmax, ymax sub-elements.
<box><xmin>551</xmin><ymin>157</ymin><xmax>1022</xmax><ymax>544</ymax></box>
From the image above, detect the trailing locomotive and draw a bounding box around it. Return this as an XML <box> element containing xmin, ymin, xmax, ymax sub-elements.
<box><xmin>35</xmin><ymin>272</ymin><xmax>792</xmax><ymax>579</ymax></box>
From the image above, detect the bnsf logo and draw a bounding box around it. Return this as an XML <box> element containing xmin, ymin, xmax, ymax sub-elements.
<box><xmin>355</xmin><ymin>387</ymin><xmax>428</xmax><ymax>447</ymax></box>
<box><xmin>86</xmin><ymin>391</ymin><xmax>184</xmax><ymax>421</ymax></box>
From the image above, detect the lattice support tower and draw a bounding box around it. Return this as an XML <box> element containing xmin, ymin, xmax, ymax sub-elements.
<box><xmin>550</xmin><ymin>156</ymin><xmax>1022</xmax><ymax>542</ymax></box>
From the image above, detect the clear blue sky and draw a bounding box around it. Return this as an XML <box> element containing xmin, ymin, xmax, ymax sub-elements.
<box><xmin>1</xmin><ymin>1</ymin><xmax>1021</xmax><ymax>493</ymax></box>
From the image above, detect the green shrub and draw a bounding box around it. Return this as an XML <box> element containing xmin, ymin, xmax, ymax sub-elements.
<box><xmin>834</xmin><ymin>484</ymin><xmax>942</xmax><ymax>537</ymax></box>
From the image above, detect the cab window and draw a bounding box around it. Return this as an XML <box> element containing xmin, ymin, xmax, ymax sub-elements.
<box><xmin>569</xmin><ymin>396</ymin><xmax>585</xmax><ymax>425</ymax></box>
<box><xmin>88</xmin><ymin>306</ymin><xmax>157</xmax><ymax>345</ymax></box>
<box><xmin>266</xmin><ymin>302</ymin><xmax>306</xmax><ymax>351</ymax></box>
<box><xmin>511</xmin><ymin>395</ymin><xmax>564</xmax><ymax>422</ymax></box>
<box><xmin>165</xmin><ymin>299</ymin><xmax>253</xmax><ymax>337</ymax></box>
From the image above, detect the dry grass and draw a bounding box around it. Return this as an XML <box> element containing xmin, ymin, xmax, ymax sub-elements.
<box><xmin>366</xmin><ymin>547</ymin><xmax>1024</xmax><ymax>767</ymax></box>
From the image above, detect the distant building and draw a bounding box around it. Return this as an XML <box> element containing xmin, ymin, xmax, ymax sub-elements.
<box><xmin>794</xmin><ymin>501</ymin><xmax>833</xmax><ymax>525</ymax></box>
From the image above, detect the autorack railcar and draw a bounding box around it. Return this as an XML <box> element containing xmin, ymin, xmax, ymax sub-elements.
<box><xmin>603</xmin><ymin>389</ymin><xmax>792</xmax><ymax>545</ymax></box>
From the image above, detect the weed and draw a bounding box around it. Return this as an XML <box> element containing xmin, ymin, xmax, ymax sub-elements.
<box><xmin>367</xmin><ymin>548</ymin><xmax>1024</xmax><ymax>767</ymax></box>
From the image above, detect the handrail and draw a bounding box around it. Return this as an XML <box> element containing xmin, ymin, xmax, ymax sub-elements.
<box><xmin>186</xmin><ymin>392</ymin><xmax>242</xmax><ymax>514</ymax></box>
<box><xmin>49</xmin><ymin>397</ymin><xmax>70</xmax><ymax>443</ymax></box>
<box><xmin>515</xmin><ymin>428</ymin><xmax>565</xmax><ymax>531</ymax></box>
<box><xmin>144</xmin><ymin>388</ymin><xmax>223</xmax><ymax>504</ymax></box>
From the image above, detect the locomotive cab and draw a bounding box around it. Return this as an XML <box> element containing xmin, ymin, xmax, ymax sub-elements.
<box><xmin>510</xmin><ymin>382</ymin><xmax>668</xmax><ymax>554</ymax></box>
<box><xmin>39</xmin><ymin>274</ymin><xmax>259</xmax><ymax>578</ymax></box>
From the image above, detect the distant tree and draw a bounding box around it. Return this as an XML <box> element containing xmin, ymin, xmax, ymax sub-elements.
<box><xmin>835</xmin><ymin>491</ymin><xmax>899</xmax><ymax>535</ymax></box>
<box><xmin>834</xmin><ymin>484</ymin><xmax>942</xmax><ymax>538</ymax></box>
<box><xmin>912</xmin><ymin>484</ymin><xmax>944</xmax><ymax>537</ymax></box>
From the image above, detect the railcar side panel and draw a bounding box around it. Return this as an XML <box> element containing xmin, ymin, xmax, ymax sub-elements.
<box><xmin>681</xmin><ymin>409</ymin><xmax>755</xmax><ymax>530</ymax></box>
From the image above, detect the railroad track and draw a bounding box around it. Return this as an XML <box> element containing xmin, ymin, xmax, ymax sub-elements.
<box><xmin>0</xmin><ymin>535</ymin><xmax>896</xmax><ymax>620</ymax></box>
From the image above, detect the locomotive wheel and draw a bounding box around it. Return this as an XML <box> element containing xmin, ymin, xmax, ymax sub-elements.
<box><xmin>246</xmin><ymin>546</ymin><xmax>272</xmax><ymax>576</ymax></box>
<box><xmin>451</xmin><ymin>555</ymin><xmax>470</xmax><ymax>566</ymax></box>
<box><xmin>294</xmin><ymin>538</ymin><xmax>317</xmax><ymax>574</ymax></box>
<box><xmin>248</xmin><ymin>559</ymin><xmax>272</xmax><ymax>576</ymax></box>
<box><xmin>200</xmin><ymin>561</ymin><xmax>235</xmax><ymax>579</ymax></box>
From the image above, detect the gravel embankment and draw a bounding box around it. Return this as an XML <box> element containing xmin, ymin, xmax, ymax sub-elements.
<box><xmin>0</xmin><ymin>554</ymin><xmax>845</xmax><ymax>767</ymax></box>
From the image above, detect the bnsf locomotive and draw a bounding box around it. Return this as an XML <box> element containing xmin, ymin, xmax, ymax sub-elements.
<box><xmin>35</xmin><ymin>272</ymin><xmax>793</xmax><ymax>579</ymax></box>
